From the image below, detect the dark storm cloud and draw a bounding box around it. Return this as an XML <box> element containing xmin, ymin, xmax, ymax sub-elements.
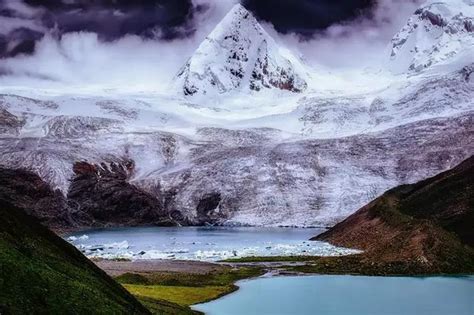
<box><xmin>19</xmin><ymin>0</ymin><xmax>375</xmax><ymax>39</ymax></box>
<box><xmin>0</xmin><ymin>0</ymin><xmax>423</xmax><ymax>86</ymax></box>
<box><xmin>0</xmin><ymin>0</ymin><xmax>202</xmax><ymax>57</ymax></box>
<box><xmin>0</xmin><ymin>0</ymin><xmax>377</xmax><ymax>58</ymax></box>
<box><xmin>20</xmin><ymin>0</ymin><xmax>197</xmax><ymax>40</ymax></box>
<box><xmin>242</xmin><ymin>0</ymin><xmax>376</xmax><ymax>37</ymax></box>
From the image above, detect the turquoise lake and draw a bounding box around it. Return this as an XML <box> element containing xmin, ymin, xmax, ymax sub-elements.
<box><xmin>193</xmin><ymin>275</ymin><xmax>474</xmax><ymax>315</ymax></box>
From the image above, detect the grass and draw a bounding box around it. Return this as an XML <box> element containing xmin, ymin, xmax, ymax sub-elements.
<box><xmin>116</xmin><ymin>266</ymin><xmax>264</xmax><ymax>309</ymax></box>
<box><xmin>137</xmin><ymin>297</ymin><xmax>203</xmax><ymax>315</ymax></box>
<box><xmin>0</xmin><ymin>201</ymin><xmax>150</xmax><ymax>314</ymax></box>
<box><xmin>116</xmin><ymin>266</ymin><xmax>264</xmax><ymax>287</ymax></box>
<box><xmin>124</xmin><ymin>284</ymin><xmax>236</xmax><ymax>306</ymax></box>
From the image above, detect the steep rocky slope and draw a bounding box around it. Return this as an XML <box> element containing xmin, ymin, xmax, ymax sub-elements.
<box><xmin>0</xmin><ymin>165</ymin><xmax>175</xmax><ymax>230</ymax></box>
<box><xmin>314</xmin><ymin>156</ymin><xmax>474</xmax><ymax>273</ymax></box>
<box><xmin>175</xmin><ymin>4</ymin><xmax>307</xmax><ymax>96</ymax></box>
<box><xmin>0</xmin><ymin>167</ymin><xmax>70</xmax><ymax>228</ymax></box>
<box><xmin>389</xmin><ymin>0</ymin><xmax>474</xmax><ymax>73</ymax></box>
<box><xmin>68</xmin><ymin>161</ymin><xmax>174</xmax><ymax>227</ymax></box>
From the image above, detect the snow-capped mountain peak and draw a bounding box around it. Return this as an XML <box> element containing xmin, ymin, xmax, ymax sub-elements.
<box><xmin>175</xmin><ymin>4</ymin><xmax>308</xmax><ymax>96</ymax></box>
<box><xmin>389</xmin><ymin>0</ymin><xmax>474</xmax><ymax>73</ymax></box>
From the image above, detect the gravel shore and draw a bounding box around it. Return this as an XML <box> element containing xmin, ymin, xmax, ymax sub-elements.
<box><xmin>95</xmin><ymin>259</ymin><xmax>227</xmax><ymax>276</ymax></box>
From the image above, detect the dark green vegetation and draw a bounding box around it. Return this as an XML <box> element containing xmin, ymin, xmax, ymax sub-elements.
<box><xmin>0</xmin><ymin>200</ymin><xmax>150</xmax><ymax>314</ymax></box>
<box><xmin>116</xmin><ymin>267</ymin><xmax>264</xmax><ymax>307</ymax></box>
<box><xmin>116</xmin><ymin>266</ymin><xmax>263</xmax><ymax>287</ymax></box>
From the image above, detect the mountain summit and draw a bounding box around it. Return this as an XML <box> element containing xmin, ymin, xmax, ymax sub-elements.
<box><xmin>175</xmin><ymin>4</ymin><xmax>308</xmax><ymax>96</ymax></box>
<box><xmin>389</xmin><ymin>0</ymin><xmax>474</xmax><ymax>73</ymax></box>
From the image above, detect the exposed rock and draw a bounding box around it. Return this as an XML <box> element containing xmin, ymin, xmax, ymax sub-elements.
<box><xmin>0</xmin><ymin>167</ymin><xmax>71</xmax><ymax>228</ymax></box>
<box><xmin>67</xmin><ymin>161</ymin><xmax>174</xmax><ymax>226</ymax></box>
<box><xmin>0</xmin><ymin>108</ymin><xmax>24</xmax><ymax>135</ymax></box>
<box><xmin>313</xmin><ymin>156</ymin><xmax>474</xmax><ymax>273</ymax></box>
<box><xmin>196</xmin><ymin>192</ymin><xmax>222</xmax><ymax>224</ymax></box>
<box><xmin>175</xmin><ymin>4</ymin><xmax>307</xmax><ymax>96</ymax></box>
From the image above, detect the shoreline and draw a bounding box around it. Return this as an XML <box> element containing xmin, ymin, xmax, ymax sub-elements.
<box><xmin>94</xmin><ymin>258</ymin><xmax>266</xmax><ymax>313</ymax></box>
<box><xmin>92</xmin><ymin>255</ymin><xmax>474</xmax><ymax>313</ymax></box>
<box><xmin>55</xmin><ymin>224</ymin><xmax>331</xmax><ymax>237</ymax></box>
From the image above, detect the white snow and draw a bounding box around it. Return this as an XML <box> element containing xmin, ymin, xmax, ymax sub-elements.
<box><xmin>388</xmin><ymin>0</ymin><xmax>474</xmax><ymax>73</ymax></box>
<box><xmin>174</xmin><ymin>4</ymin><xmax>308</xmax><ymax>97</ymax></box>
<box><xmin>0</xmin><ymin>0</ymin><xmax>473</xmax><ymax>227</ymax></box>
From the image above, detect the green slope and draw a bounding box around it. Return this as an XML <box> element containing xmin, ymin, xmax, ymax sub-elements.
<box><xmin>0</xmin><ymin>199</ymin><xmax>150</xmax><ymax>314</ymax></box>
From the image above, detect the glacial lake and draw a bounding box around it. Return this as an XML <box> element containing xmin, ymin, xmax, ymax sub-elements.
<box><xmin>193</xmin><ymin>275</ymin><xmax>474</xmax><ymax>315</ymax></box>
<box><xmin>66</xmin><ymin>226</ymin><xmax>359</xmax><ymax>261</ymax></box>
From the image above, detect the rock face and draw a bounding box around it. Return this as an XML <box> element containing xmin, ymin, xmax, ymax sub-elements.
<box><xmin>389</xmin><ymin>0</ymin><xmax>474</xmax><ymax>73</ymax></box>
<box><xmin>0</xmin><ymin>108</ymin><xmax>24</xmax><ymax>135</ymax></box>
<box><xmin>0</xmin><ymin>164</ymin><xmax>176</xmax><ymax>230</ymax></box>
<box><xmin>68</xmin><ymin>161</ymin><xmax>173</xmax><ymax>226</ymax></box>
<box><xmin>195</xmin><ymin>192</ymin><xmax>222</xmax><ymax>225</ymax></box>
<box><xmin>314</xmin><ymin>156</ymin><xmax>474</xmax><ymax>272</ymax></box>
<box><xmin>175</xmin><ymin>4</ymin><xmax>307</xmax><ymax>96</ymax></box>
<box><xmin>0</xmin><ymin>167</ymin><xmax>70</xmax><ymax>228</ymax></box>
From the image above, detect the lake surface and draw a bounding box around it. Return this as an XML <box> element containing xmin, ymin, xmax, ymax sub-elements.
<box><xmin>66</xmin><ymin>226</ymin><xmax>359</xmax><ymax>261</ymax></box>
<box><xmin>193</xmin><ymin>275</ymin><xmax>474</xmax><ymax>315</ymax></box>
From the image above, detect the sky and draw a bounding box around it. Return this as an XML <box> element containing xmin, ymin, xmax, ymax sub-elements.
<box><xmin>0</xmin><ymin>0</ymin><xmax>424</xmax><ymax>90</ymax></box>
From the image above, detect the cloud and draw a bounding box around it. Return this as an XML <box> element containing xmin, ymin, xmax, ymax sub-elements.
<box><xmin>0</xmin><ymin>0</ymin><xmax>425</xmax><ymax>90</ymax></box>
<box><xmin>0</xmin><ymin>0</ymin><xmax>239</xmax><ymax>91</ymax></box>
<box><xmin>242</xmin><ymin>0</ymin><xmax>375</xmax><ymax>37</ymax></box>
<box><xmin>262</xmin><ymin>0</ymin><xmax>425</xmax><ymax>68</ymax></box>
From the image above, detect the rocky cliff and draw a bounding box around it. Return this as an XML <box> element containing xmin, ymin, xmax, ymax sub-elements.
<box><xmin>175</xmin><ymin>4</ymin><xmax>307</xmax><ymax>96</ymax></box>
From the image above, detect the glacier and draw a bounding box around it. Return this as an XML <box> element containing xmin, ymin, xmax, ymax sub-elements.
<box><xmin>0</xmin><ymin>2</ymin><xmax>473</xmax><ymax>227</ymax></box>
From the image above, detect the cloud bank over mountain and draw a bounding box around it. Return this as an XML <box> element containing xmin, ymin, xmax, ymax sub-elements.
<box><xmin>0</xmin><ymin>0</ymin><xmax>423</xmax><ymax>89</ymax></box>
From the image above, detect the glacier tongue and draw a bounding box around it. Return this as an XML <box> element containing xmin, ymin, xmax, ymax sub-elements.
<box><xmin>175</xmin><ymin>4</ymin><xmax>307</xmax><ymax>96</ymax></box>
<box><xmin>0</xmin><ymin>0</ymin><xmax>473</xmax><ymax>228</ymax></box>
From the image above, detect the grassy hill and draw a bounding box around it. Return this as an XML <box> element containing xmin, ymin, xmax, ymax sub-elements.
<box><xmin>314</xmin><ymin>155</ymin><xmax>474</xmax><ymax>274</ymax></box>
<box><xmin>0</xmin><ymin>199</ymin><xmax>152</xmax><ymax>314</ymax></box>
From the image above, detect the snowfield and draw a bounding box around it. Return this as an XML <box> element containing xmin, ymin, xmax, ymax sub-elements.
<box><xmin>0</xmin><ymin>1</ymin><xmax>473</xmax><ymax>226</ymax></box>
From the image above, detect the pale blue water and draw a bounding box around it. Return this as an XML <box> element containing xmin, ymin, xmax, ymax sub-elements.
<box><xmin>193</xmin><ymin>275</ymin><xmax>474</xmax><ymax>315</ymax></box>
<box><xmin>66</xmin><ymin>226</ymin><xmax>358</xmax><ymax>261</ymax></box>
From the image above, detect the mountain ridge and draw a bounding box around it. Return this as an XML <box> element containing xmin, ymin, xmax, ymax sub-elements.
<box><xmin>0</xmin><ymin>0</ymin><xmax>473</xmax><ymax>228</ymax></box>
<box><xmin>389</xmin><ymin>0</ymin><xmax>474</xmax><ymax>73</ymax></box>
<box><xmin>175</xmin><ymin>4</ymin><xmax>307</xmax><ymax>96</ymax></box>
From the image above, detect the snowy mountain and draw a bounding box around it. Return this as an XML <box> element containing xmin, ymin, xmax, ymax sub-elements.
<box><xmin>389</xmin><ymin>0</ymin><xmax>474</xmax><ymax>73</ymax></box>
<box><xmin>175</xmin><ymin>4</ymin><xmax>308</xmax><ymax>96</ymax></box>
<box><xmin>0</xmin><ymin>1</ymin><xmax>473</xmax><ymax>227</ymax></box>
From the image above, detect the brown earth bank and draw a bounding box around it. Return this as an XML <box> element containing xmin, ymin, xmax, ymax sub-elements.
<box><xmin>95</xmin><ymin>259</ymin><xmax>228</xmax><ymax>277</ymax></box>
<box><xmin>312</xmin><ymin>155</ymin><xmax>474</xmax><ymax>275</ymax></box>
